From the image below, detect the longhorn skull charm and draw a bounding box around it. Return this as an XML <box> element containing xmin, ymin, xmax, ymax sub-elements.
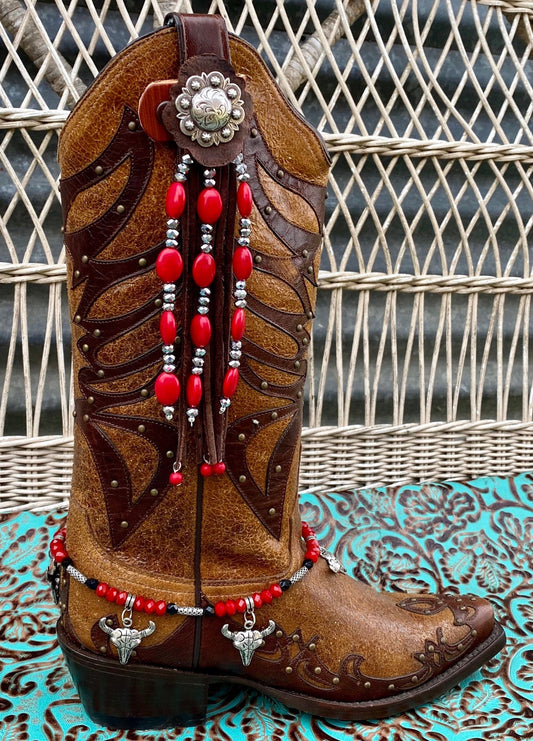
<box><xmin>99</xmin><ymin>617</ymin><xmax>156</xmax><ymax>664</ymax></box>
<box><xmin>221</xmin><ymin>616</ymin><xmax>275</xmax><ymax>666</ymax></box>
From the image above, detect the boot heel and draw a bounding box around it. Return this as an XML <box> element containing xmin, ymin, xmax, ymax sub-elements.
<box><xmin>57</xmin><ymin>620</ymin><xmax>209</xmax><ymax>729</ymax></box>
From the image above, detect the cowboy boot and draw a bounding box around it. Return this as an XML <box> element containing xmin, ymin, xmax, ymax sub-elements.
<box><xmin>51</xmin><ymin>13</ymin><xmax>505</xmax><ymax>729</ymax></box>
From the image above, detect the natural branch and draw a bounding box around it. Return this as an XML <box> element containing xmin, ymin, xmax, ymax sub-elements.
<box><xmin>0</xmin><ymin>0</ymin><xmax>87</xmax><ymax>109</ymax></box>
<box><xmin>283</xmin><ymin>0</ymin><xmax>366</xmax><ymax>92</ymax></box>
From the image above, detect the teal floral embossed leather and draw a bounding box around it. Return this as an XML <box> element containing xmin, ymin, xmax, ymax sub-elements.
<box><xmin>1</xmin><ymin>472</ymin><xmax>531</xmax><ymax>739</ymax></box>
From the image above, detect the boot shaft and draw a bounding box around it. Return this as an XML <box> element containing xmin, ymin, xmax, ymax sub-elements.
<box><xmin>59</xmin><ymin>19</ymin><xmax>330</xmax><ymax>589</ymax></box>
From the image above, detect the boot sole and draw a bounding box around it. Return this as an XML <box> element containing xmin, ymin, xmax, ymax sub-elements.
<box><xmin>57</xmin><ymin>619</ymin><xmax>505</xmax><ymax>728</ymax></box>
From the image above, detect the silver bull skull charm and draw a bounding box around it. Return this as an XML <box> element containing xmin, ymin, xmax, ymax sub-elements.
<box><xmin>221</xmin><ymin>605</ymin><xmax>275</xmax><ymax>666</ymax></box>
<box><xmin>99</xmin><ymin>616</ymin><xmax>156</xmax><ymax>664</ymax></box>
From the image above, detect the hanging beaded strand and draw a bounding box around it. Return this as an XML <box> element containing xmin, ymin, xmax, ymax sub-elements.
<box><xmin>220</xmin><ymin>154</ymin><xmax>253</xmax><ymax>415</ymax></box>
<box><xmin>154</xmin><ymin>153</ymin><xmax>191</xmax><ymax>424</ymax></box>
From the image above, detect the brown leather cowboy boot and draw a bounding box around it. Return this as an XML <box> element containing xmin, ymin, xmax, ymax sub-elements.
<box><xmin>51</xmin><ymin>13</ymin><xmax>505</xmax><ymax>729</ymax></box>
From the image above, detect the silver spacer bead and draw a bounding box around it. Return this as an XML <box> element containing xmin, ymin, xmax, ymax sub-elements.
<box><xmin>162</xmin><ymin>344</ymin><xmax>174</xmax><ymax>353</ymax></box>
<box><xmin>163</xmin><ymin>364</ymin><xmax>175</xmax><ymax>373</ymax></box>
<box><xmin>167</xmin><ymin>219</ymin><xmax>179</xmax><ymax>229</ymax></box>
<box><xmin>234</xmin><ymin>289</ymin><xmax>247</xmax><ymax>300</ymax></box>
<box><xmin>240</xmin><ymin>218</ymin><xmax>251</xmax><ymax>228</ymax></box>
<box><xmin>178</xmin><ymin>606</ymin><xmax>204</xmax><ymax>617</ymax></box>
<box><xmin>163</xmin><ymin>354</ymin><xmax>175</xmax><ymax>363</ymax></box>
<box><xmin>235</xmin><ymin>163</ymin><xmax>246</xmax><ymax>174</ymax></box>
<box><xmin>182</xmin><ymin>153</ymin><xmax>193</xmax><ymax>165</ymax></box>
<box><xmin>201</xmin><ymin>234</ymin><xmax>213</xmax><ymax>244</ymax></box>
<box><xmin>163</xmin><ymin>405</ymin><xmax>174</xmax><ymax>416</ymax></box>
<box><xmin>167</xmin><ymin>229</ymin><xmax>179</xmax><ymax>239</ymax></box>
<box><xmin>235</xmin><ymin>299</ymin><xmax>247</xmax><ymax>308</ymax></box>
<box><xmin>290</xmin><ymin>566</ymin><xmax>309</xmax><ymax>584</ymax></box>
<box><xmin>201</xmin><ymin>224</ymin><xmax>213</xmax><ymax>234</ymax></box>
<box><xmin>237</xmin><ymin>237</ymin><xmax>250</xmax><ymax>247</ymax></box>
<box><xmin>191</xmin><ymin>367</ymin><xmax>203</xmax><ymax>375</ymax></box>
<box><xmin>192</xmin><ymin>357</ymin><xmax>204</xmax><ymax>367</ymax></box>
<box><xmin>204</xmin><ymin>169</ymin><xmax>216</xmax><ymax>178</ymax></box>
<box><xmin>177</xmin><ymin>162</ymin><xmax>189</xmax><ymax>173</ymax></box>
<box><xmin>166</xmin><ymin>239</ymin><xmax>178</xmax><ymax>248</ymax></box>
<box><xmin>199</xmin><ymin>288</ymin><xmax>211</xmax><ymax>296</ymax></box>
<box><xmin>163</xmin><ymin>303</ymin><xmax>175</xmax><ymax>311</ymax></box>
<box><xmin>204</xmin><ymin>178</ymin><xmax>216</xmax><ymax>188</ymax></box>
<box><xmin>239</xmin><ymin>228</ymin><xmax>251</xmax><ymax>237</ymax></box>
<box><xmin>232</xmin><ymin>340</ymin><xmax>242</xmax><ymax>350</ymax></box>
<box><xmin>235</xmin><ymin>280</ymin><xmax>246</xmax><ymax>290</ymax></box>
<box><xmin>66</xmin><ymin>565</ymin><xmax>86</xmax><ymax>584</ymax></box>
<box><xmin>163</xmin><ymin>283</ymin><xmax>175</xmax><ymax>292</ymax></box>
<box><xmin>229</xmin><ymin>360</ymin><xmax>240</xmax><ymax>368</ymax></box>
<box><xmin>200</xmin><ymin>244</ymin><xmax>212</xmax><ymax>253</ymax></box>
<box><xmin>219</xmin><ymin>397</ymin><xmax>231</xmax><ymax>413</ymax></box>
<box><xmin>195</xmin><ymin>348</ymin><xmax>207</xmax><ymax>357</ymax></box>
<box><xmin>238</xmin><ymin>172</ymin><xmax>250</xmax><ymax>182</ymax></box>
<box><xmin>164</xmin><ymin>293</ymin><xmax>176</xmax><ymax>303</ymax></box>
<box><xmin>198</xmin><ymin>296</ymin><xmax>210</xmax><ymax>306</ymax></box>
<box><xmin>187</xmin><ymin>408</ymin><xmax>199</xmax><ymax>425</ymax></box>
<box><xmin>197</xmin><ymin>306</ymin><xmax>209</xmax><ymax>315</ymax></box>
<box><xmin>233</xmin><ymin>153</ymin><xmax>244</xmax><ymax>164</ymax></box>
<box><xmin>230</xmin><ymin>350</ymin><xmax>242</xmax><ymax>360</ymax></box>
<box><xmin>175</xmin><ymin>172</ymin><xmax>187</xmax><ymax>182</ymax></box>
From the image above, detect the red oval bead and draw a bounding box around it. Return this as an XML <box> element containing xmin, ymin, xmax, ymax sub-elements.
<box><xmin>156</xmin><ymin>248</ymin><xmax>183</xmax><ymax>283</ymax></box>
<box><xmin>169</xmin><ymin>472</ymin><xmax>183</xmax><ymax>486</ymax></box>
<box><xmin>144</xmin><ymin>599</ymin><xmax>156</xmax><ymax>614</ymax></box>
<box><xmin>186</xmin><ymin>374</ymin><xmax>203</xmax><ymax>407</ymax></box>
<box><xmin>252</xmin><ymin>593</ymin><xmax>263</xmax><ymax>609</ymax></box>
<box><xmin>133</xmin><ymin>596</ymin><xmax>145</xmax><ymax>612</ymax></box>
<box><xmin>225</xmin><ymin>599</ymin><xmax>237</xmax><ymax>616</ymax></box>
<box><xmin>270</xmin><ymin>583</ymin><xmax>283</xmax><ymax>598</ymax></box>
<box><xmin>222</xmin><ymin>368</ymin><xmax>239</xmax><ymax>398</ymax></box>
<box><xmin>155</xmin><ymin>600</ymin><xmax>167</xmax><ymax>616</ymax></box>
<box><xmin>261</xmin><ymin>589</ymin><xmax>273</xmax><ymax>604</ymax></box>
<box><xmin>165</xmin><ymin>181</ymin><xmax>186</xmax><ymax>219</ymax></box>
<box><xmin>54</xmin><ymin>550</ymin><xmax>67</xmax><ymax>564</ymax></box>
<box><xmin>192</xmin><ymin>253</ymin><xmax>216</xmax><ymax>287</ymax></box>
<box><xmin>213</xmin><ymin>461</ymin><xmax>226</xmax><ymax>475</ymax></box>
<box><xmin>200</xmin><ymin>463</ymin><xmax>213</xmax><ymax>477</ymax></box>
<box><xmin>214</xmin><ymin>601</ymin><xmax>226</xmax><ymax>617</ymax></box>
<box><xmin>50</xmin><ymin>539</ymin><xmax>63</xmax><ymax>553</ymax></box>
<box><xmin>233</xmin><ymin>246</ymin><xmax>253</xmax><ymax>281</ymax></box>
<box><xmin>160</xmin><ymin>311</ymin><xmax>177</xmax><ymax>345</ymax></box>
<box><xmin>116</xmin><ymin>591</ymin><xmax>128</xmax><ymax>606</ymax></box>
<box><xmin>155</xmin><ymin>372</ymin><xmax>180</xmax><ymax>405</ymax></box>
<box><xmin>105</xmin><ymin>587</ymin><xmax>118</xmax><ymax>602</ymax></box>
<box><xmin>197</xmin><ymin>188</ymin><xmax>223</xmax><ymax>224</ymax></box>
<box><xmin>96</xmin><ymin>583</ymin><xmax>108</xmax><ymax>598</ymax></box>
<box><xmin>237</xmin><ymin>182</ymin><xmax>253</xmax><ymax>218</ymax></box>
<box><xmin>190</xmin><ymin>314</ymin><xmax>212</xmax><ymax>348</ymax></box>
<box><xmin>231</xmin><ymin>308</ymin><xmax>246</xmax><ymax>341</ymax></box>
<box><xmin>236</xmin><ymin>598</ymin><xmax>247</xmax><ymax>613</ymax></box>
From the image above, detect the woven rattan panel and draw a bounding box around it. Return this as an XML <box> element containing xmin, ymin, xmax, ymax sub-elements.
<box><xmin>1</xmin><ymin>0</ymin><xmax>533</xmax><ymax>513</ymax></box>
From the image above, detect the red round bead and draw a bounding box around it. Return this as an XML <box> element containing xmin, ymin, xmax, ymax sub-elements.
<box><xmin>200</xmin><ymin>463</ymin><xmax>213</xmax><ymax>477</ymax></box>
<box><xmin>190</xmin><ymin>314</ymin><xmax>212</xmax><ymax>348</ymax></box>
<box><xmin>213</xmin><ymin>461</ymin><xmax>226</xmax><ymax>475</ymax></box>
<box><xmin>144</xmin><ymin>599</ymin><xmax>156</xmax><ymax>614</ymax></box>
<box><xmin>222</xmin><ymin>368</ymin><xmax>239</xmax><ymax>398</ymax></box>
<box><xmin>232</xmin><ymin>246</ymin><xmax>253</xmax><ymax>281</ymax></box>
<box><xmin>236</xmin><ymin>598</ymin><xmax>247</xmax><ymax>613</ymax></box>
<box><xmin>306</xmin><ymin>550</ymin><xmax>319</xmax><ymax>563</ymax></box>
<box><xmin>237</xmin><ymin>182</ymin><xmax>253</xmax><ymax>218</ymax></box>
<box><xmin>105</xmin><ymin>587</ymin><xmax>118</xmax><ymax>602</ymax></box>
<box><xmin>197</xmin><ymin>188</ymin><xmax>223</xmax><ymax>224</ymax></box>
<box><xmin>261</xmin><ymin>589</ymin><xmax>273</xmax><ymax>604</ymax></box>
<box><xmin>116</xmin><ymin>591</ymin><xmax>128</xmax><ymax>606</ymax></box>
<box><xmin>155</xmin><ymin>372</ymin><xmax>180</xmax><ymax>405</ymax></box>
<box><xmin>192</xmin><ymin>253</ymin><xmax>216</xmax><ymax>287</ymax></box>
<box><xmin>270</xmin><ymin>584</ymin><xmax>283</xmax><ymax>598</ymax></box>
<box><xmin>169</xmin><ymin>471</ymin><xmax>183</xmax><ymax>486</ymax></box>
<box><xmin>165</xmin><ymin>181</ymin><xmax>186</xmax><ymax>219</ymax></box>
<box><xmin>186</xmin><ymin>374</ymin><xmax>203</xmax><ymax>407</ymax></box>
<box><xmin>160</xmin><ymin>311</ymin><xmax>177</xmax><ymax>345</ymax></box>
<box><xmin>96</xmin><ymin>582</ymin><xmax>108</xmax><ymax>598</ymax></box>
<box><xmin>156</xmin><ymin>247</ymin><xmax>183</xmax><ymax>283</ymax></box>
<box><xmin>225</xmin><ymin>599</ymin><xmax>237</xmax><ymax>616</ymax></box>
<box><xmin>252</xmin><ymin>593</ymin><xmax>263</xmax><ymax>609</ymax></box>
<box><xmin>155</xmin><ymin>600</ymin><xmax>167</xmax><ymax>616</ymax></box>
<box><xmin>50</xmin><ymin>539</ymin><xmax>63</xmax><ymax>553</ymax></box>
<box><xmin>54</xmin><ymin>550</ymin><xmax>67</xmax><ymax>564</ymax></box>
<box><xmin>133</xmin><ymin>596</ymin><xmax>145</xmax><ymax>612</ymax></box>
<box><xmin>302</xmin><ymin>522</ymin><xmax>312</xmax><ymax>535</ymax></box>
<box><xmin>231</xmin><ymin>308</ymin><xmax>246</xmax><ymax>341</ymax></box>
<box><xmin>214</xmin><ymin>601</ymin><xmax>226</xmax><ymax>617</ymax></box>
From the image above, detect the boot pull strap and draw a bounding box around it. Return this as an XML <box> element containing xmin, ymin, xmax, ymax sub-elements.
<box><xmin>164</xmin><ymin>13</ymin><xmax>231</xmax><ymax>63</ymax></box>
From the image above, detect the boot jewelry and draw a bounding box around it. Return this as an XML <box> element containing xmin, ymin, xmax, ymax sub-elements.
<box><xmin>49</xmin><ymin>522</ymin><xmax>343</xmax><ymax>665</ymax></box>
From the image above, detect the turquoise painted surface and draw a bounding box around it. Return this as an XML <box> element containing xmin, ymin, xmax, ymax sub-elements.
<box><xmin>1</xmin><ymin>473</ymin><xmax>531</xmax><ymax>740</ymax></box>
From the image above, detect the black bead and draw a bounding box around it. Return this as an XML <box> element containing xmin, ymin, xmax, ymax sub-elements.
<box><xmin>166</xmin><ymin>603</ymin><xmax>178</xmax><ymax>615</ymax></box>
<box><xmin>303</xmin><ymin>559</ymin><xmax>314</xmax><ymax>570</ymax></box>
<box><xmin>203</xmin><ymin>605</ymin><xmax>215</xmax><ymax>617</ymax></box>
<box><xmin>280</xmin><ymin>579</ymin><xmax>291</xmax><ymax>591</ymax></box>
<box><xmin>61</xmin><ymin>557</ymin><xmax>73</xmax><ymax>570</ymax></box>
<box><xmin>86</xmin><ymin>578</ymin><xmax>98</xmax><ymax>590</ymax></box>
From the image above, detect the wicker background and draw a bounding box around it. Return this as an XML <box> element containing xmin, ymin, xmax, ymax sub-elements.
<box><xmin>1</xmin><ymin>0</ymin><xmax>533</xmax><ymax>513</ymax></box>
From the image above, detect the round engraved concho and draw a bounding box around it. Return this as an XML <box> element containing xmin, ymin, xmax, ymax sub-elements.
<box><xmin>176</xmin><ymin>72</ymin><xmax>245</xmax><ymax>147</ymax></box>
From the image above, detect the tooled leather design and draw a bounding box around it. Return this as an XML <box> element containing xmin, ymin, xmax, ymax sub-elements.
<box><xmin>224</xmin><ymin>126</ymin><xmax>326</xmax><ymax>539</ymax></box>
<box><xmin>62</xmin><ymin>107</ymin><xmax>181</xmax><ymax>549</ymax></box>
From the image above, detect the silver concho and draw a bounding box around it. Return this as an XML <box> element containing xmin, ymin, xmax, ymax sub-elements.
<box><xmin>221</xmin><ymin>607</ymin><xmax>275</xmax><ymax>666</ymax></box>
<box><xmin>175</xmin><ymin>71</ymin><xmax>245</xmax><ymax>147</ymax></box>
